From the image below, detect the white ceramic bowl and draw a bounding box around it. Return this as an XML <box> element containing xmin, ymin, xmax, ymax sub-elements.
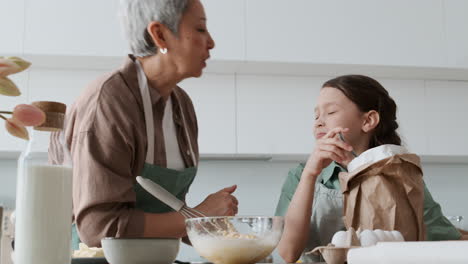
<box><xmin>186</xmin><ymin>216</ymin><xmax>284</xmax><ymax>264</ymax></box>
<box><xmin>101</xmin><ymin>237</ymin><xmax>180</xmax><ymax>264</ymax></box>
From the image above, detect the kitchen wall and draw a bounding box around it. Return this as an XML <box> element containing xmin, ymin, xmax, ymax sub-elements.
<box><xmin>1</xmin><ymin>0</ymin><xmax>468</xmax><ymax>262</ymax></box>
<box><xmin>1</xmin><ymin>64</ymin><xmax>467</xmax><ymax>261</ymax></box>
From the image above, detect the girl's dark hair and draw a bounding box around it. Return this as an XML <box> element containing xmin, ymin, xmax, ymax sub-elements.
<box><xmin>322</xmin><ymin>75</ymin><xmax>401</xmax><ymax>148</ymax></box>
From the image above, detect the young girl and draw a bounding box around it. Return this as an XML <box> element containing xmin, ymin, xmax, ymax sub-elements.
<box><xmin>275</xmin><ymin>75</ymin><xmax>466</xmax><ymax>263</ymax></box>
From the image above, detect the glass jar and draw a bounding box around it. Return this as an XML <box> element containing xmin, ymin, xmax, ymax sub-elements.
<box><xmin>14</xmin><ymin>101</ymin><xmax>72</xmax><ymax>264</ymax></box>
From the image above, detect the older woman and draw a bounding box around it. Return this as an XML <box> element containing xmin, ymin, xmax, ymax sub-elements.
<box><xmin>50</xmin><ymin>0</ymin><xmax>238</xmax><ymax>249</ymax></box>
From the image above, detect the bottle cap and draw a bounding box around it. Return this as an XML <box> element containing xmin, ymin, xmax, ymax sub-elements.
<box><xmin>31</xmin><ymin>101</ymin><xmax>66</xmax><ymax>131</ymax></box>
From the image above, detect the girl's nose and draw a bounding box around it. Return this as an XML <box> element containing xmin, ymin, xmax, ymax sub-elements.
<box><xmin>314</xmin><ymin>118</ymin><xmax>324</xmax><ymax>128</ymax></box>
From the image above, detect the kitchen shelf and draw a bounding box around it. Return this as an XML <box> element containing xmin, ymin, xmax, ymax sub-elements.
<box><xmin>4</xmin><ymin>53</ymin><xmax>468</xmax><ymax>81</ymax></box>
<box><xmin>0</xmin><ymin>151</ymin><xmax>22</xmax><ymax>160</ymax></box>
<box><xmin>1</xmin><ymin>151</ymin><xmax>468</xmax><ymax>164</ymax></box>
<box><xmin>202</xmin><ymin>154</ymin><xmax>468</xmax><ymax>164</ymax></box>
<box><xmin>419</xmin><ymin>155</ymin><xmax>468</xmax><ymax>164</ymax></box>
<box><xmin>199</xmin><ymin>153</ymin><xmax>272</xmax><ymax>161</ymax></box>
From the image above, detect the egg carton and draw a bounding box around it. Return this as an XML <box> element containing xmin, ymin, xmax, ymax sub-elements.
<box><xmin>306</xmin><ymin>228</ymin><xmax>405</xmax><ymax>264</ymax></box>
<box><xmin>307</xmin><ymin>227</ymin><xmax>360</xmax><ymax>264</ymax></box>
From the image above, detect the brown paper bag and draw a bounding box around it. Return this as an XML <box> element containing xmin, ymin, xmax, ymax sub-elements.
<box><xmin>339</xmin><ymin>153</ymin><xmax>425</xmax><ymax>241</ymax></box>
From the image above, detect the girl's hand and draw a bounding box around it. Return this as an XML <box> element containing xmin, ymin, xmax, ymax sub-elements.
<box><xmin>303</xmin><ymin>127</ymin><xmax>354</xmax><ymax>178</ymax></box>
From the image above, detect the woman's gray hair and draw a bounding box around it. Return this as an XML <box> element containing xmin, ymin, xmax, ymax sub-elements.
<box><xmin>119</xmin><ymin>0</ymin><xmax>190</xmax><ymax>57</ymax></box>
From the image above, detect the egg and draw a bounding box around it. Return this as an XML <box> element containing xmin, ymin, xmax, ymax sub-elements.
<box><xmin>359</xmin><ymin>230</ymin><xmax>379</xmax><ymax>247</ymax></box>
<box><xmin>331</xmin><ymin>231</ymin><xmax>349</xmax><ymax>247</ymax></box>
<box><xmin>332</xmin><ymin>229</ymin><xmax>404</xmax><ymax>248</ymax></box>
<box><xmin>390</xmin><ymin>230</ymin><xmax>405</xmax><ymax>241</ymax></box>
<box><xmin>373</xmin><ymin>229</ymin><xmax>389</xmax><ymax>241</ymax></box>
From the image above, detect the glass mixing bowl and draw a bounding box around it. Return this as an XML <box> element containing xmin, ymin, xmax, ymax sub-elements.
<box><xmin>186</xmin><ymin>216</ymin><xmax>284</xmax><ymax>264</ymax></box>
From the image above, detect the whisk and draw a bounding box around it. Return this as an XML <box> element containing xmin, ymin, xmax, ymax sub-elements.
<box><xmin>136</xmin><ymin>176</ymin><xmax>233</xmax><ymax>236</ymax></box>
<box><xmin>136</xmin><ymin>176</ymin><xmax>207</xmax><ymax>219</ymax></box>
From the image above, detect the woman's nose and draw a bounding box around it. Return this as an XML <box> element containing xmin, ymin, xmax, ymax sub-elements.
<box><xmin>207</xmin><ymin>32</ymin><xmax>215</xmax><ymax>50</ymax></box>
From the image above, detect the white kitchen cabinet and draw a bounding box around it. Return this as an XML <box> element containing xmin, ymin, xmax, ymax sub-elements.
<box><xmin>444</xmin><ymin>0</ymin><xmax>468</xmax><ymax>68</ymax></box>
<box><xmin>181</xmin><ymin>74</ymin><xmax>237</xmax><ymax>154</ymax></box>
<box><xmin>28</xmin><ymin>68</ymin><xmax>107</xmax><ymax>106</ymax></box>
<box><xmin>202</xmin><ymin>0</ymin><xmax>245</xmax><ymax>61</ymax></box>
<box><xmin>379</xmin><ymin>79</ymin><xmax>428</xmax><ymax>155</ymax></box>
<box><xmin>0</xmin><ymin>72</ymin><xmax>29</xmax><ymax>152</ymax></box>
<box><xmin>0</xmin><ymin>0</ymin><xmax>24</xmax><ymax>54</ymax></box>
<box><xmin>425</xmin><ymin>80</ymin><xmax>468</xmax><ymax>155</ymax></box>
<box><xmin>24</xmin><ymin>0</ymin><xmax>128</xmax><ymax>56</ymax></box>
<box><xmin>237</xmin><ymin>75</ymin><xmax>326</xmax><ymax>154</ymax></box>
<box><xmin>22</xmin><ymin>0</ymin><xmax>244</xmax><ymax>60</ymax></box>
<box><xmin>26</xmin><ymin>68</ymin><xmax>120</xmax><ymax>153</ymax></box>
<box><xmin>246</xmin><ymin>0</ymin><xmax>446</xmax><ymax>67</ymax></box>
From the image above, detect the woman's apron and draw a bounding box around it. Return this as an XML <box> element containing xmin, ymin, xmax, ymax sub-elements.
<box><xmin>71</xmin><ymin>60</ymin><xmax>198</xmax><ymax>249</ymax></box>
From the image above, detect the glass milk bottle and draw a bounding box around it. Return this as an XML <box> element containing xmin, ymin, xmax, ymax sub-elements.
<box><xmin>15</xmin><ymin>101</ymin><xmax>73</xmax><ymax>264</ymax></box>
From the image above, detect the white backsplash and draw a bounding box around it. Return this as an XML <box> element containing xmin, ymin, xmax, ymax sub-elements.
<box><xmin>0</xmin><ymin>158</ymin><xmax>467</xmax><ymax>261</ymax></box>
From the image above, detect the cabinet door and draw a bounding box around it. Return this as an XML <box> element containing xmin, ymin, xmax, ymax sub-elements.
<box><xmin>0</xmin><ymin>0</ymin><xmax>24</xmax><ymax>54</ymax></box>
<box><xmin>181</xmin><ymin>74</ymin><xmax>237</xmax><ymax>154</ymax></box>
<box><xmin>237</xmin><ymin>75</ymin><xmax>326</xmax><ymax>154</ymax></box>
<box><xmin>426</xmin><ymin>80</ymin><xmax>468</xmax><ymax>155</ymax></box>
<box><xmin>28</xmin><ymin>68</ymin><xmax>106</xmax><ymax>106</ymax></box>
<box><xmin>26</xmin><ymin>68</ymin><xmax>110</xmax><ymax>152</ymax></box>
<box><xmin>202</xmin><ymin>0</ymin><xmax>245</xmax><ymax>61</ymax></box>
<box><xmin>24</xmin><ymin>0</ymin><xmax>128</xmax><ymax>56</ymax></box>
<box><xmin>246</xmin><ymin>0</ymin><xmax>446</xmax><ymax>67</ymax></box>
<box><xmin>0</xmin><ymin>73</ymin><xmax>29</xmax><ymax>152</ymax></box>
<box><xmin>380</xmin><ymin>79</ymin><xmax>428</xmax><ymax>155</ymax></box>
<box><xmin>445</xmin><ymin>0</ymin><xmax>468</xmax><ymax>68</ymax></box>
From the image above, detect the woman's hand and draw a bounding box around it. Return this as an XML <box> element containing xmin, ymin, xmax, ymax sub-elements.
<box><xmin>194</xmin><ymin>185</ymin><xmax>239</xmax><ymax>216</ymax></box>
<box><xmin>303</xmin><ymin>127</ymin><xmax>354</xmax><ymax>178</ymax></box>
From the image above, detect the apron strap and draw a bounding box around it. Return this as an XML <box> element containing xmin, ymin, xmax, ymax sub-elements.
<box><xmin>173</xmin><ymin>90</ymin><xmax>198</xmax><ymax>167</ymax></box>
<box><xmin>135</xmin><ymin>59</ymin><xmax>197</xmax><ymax>167</ymax></box>
<box><xmin>135</xmin><ymin>60</ymin><xmax>155</xmax><ymax>164</ymax></box>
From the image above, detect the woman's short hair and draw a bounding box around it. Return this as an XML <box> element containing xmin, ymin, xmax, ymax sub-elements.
<box><xmin>119</xmin><ymin>0</ymin><xmax>190</xmax><ymax>57</ymax></box>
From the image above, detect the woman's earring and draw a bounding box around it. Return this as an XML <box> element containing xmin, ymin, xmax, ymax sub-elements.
<box><xmin>160</xmin><ymin>48</ymin><xmax>168</xmax><ymax>54</ymax></box>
